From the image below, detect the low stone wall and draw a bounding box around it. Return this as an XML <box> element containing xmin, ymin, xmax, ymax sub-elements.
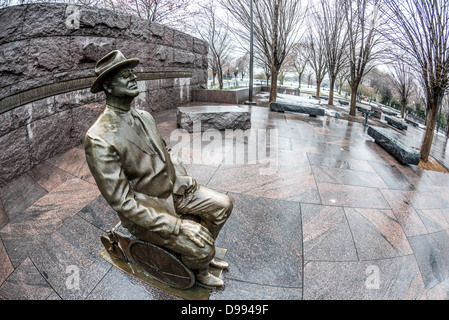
<box><xmin>0</xmin><ymin>3</ymin><xmax>208</xmax><ymax>186</ymax></box>
<box><xmin>193</xmin><ymin>86</ymin><xmax>262</xmax><ymax>104</ymax></box>
<box><xmin>261</xmin><ymin>86</ymin><xmax>301</xmax><ymax>96</ymax></box>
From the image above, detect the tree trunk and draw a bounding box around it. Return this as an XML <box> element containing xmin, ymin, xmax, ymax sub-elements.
<box><xmin>349</xmin><ymin>85</ymin><xmax>358</xmax><ymax>116</ymax></box>
<box><xmin>270</xmin><ymin>65</ymin><xmax>278</xmax><ymax>102</ymax></box>
<box><xmin>446</xmin><ymin>114</ymin><xmax>449</xmax><ymax>138</ymax></box>
<box><xmin>315</xmin><ymin>81</ymin><xmax>321</xmax><ymax>99</ymax></box>
<box><xmin>218</xmin><ymin>68</ymin><xmax>223</xmax><ymax>90</ymax></box>
<box><xmin>298</xmin><ymin>71</ymin><xmax>303</xmax><ymax>89</ymax></box>
<box><xmin>328</xmin><ymin>77</ymin><xmax>336</xmax><ymax>106</ymax></box>
<box><xmin>400</xmin><ymin>104</ymin><xmax>406</xmax><ymax>118</ymax></box>
<box><xmin>420</xmin><ymin>104</ymin><xmax>438</xmax><ymax>162</ymax></box>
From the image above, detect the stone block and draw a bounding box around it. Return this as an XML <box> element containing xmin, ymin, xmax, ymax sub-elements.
<box><xmin>70</xmin><ymin>36</ymin><xmax>116</xmax><ymax>68</ymax></box>
<box><xmin>383</xmin><ymin>109</ymin><xmax>398</xmax><ymax>116</ymax></box>
<box><xmin>367</xmin><ymin>126</ymin><xmax>420</xmax><ymax>165</ymax></box>
<box><xmin>129</xmin><ymin>16</ymin><xmax>150</xmax><ymax>40</ymax></box>
<box><xmin>270</xmin><ymin>102</ymin><xmax>325</xmax><ymax>117</ymax></box>
<box><xmin>149</xmin><ymin>22</ymin><xmax>165</xmax><ymax>44</ymax></box>
<box><xmin>371</xmin><ymin>105</ymin><xmax>382</xmax><ymax>119</ymax></box>
<box><xmin>0</xmin><ymin>41</ymin><xmax>29</xmax><ymax>88</ymax></box>
<box><xmin>385</xmin><ymin>115</ymin><xmax>408</xmax><ymax>131</ymax></box>
<box><xmin>54</xmin><ymin>88</ymin><xmax>96</xmax><ymax>112</ymax></box>
<box><xmin>27</xmin><ymin>110</ymin><xmax>75</xmax><ymax>163</ymax></box>
<box><xmin>177</xmin><ymin>105</ymin><xmax>251</xmax><ymax>132</ymax></box>
<box><xmin>193</xmin><ymin>38</ymin><xmax>208</xmax><ymax>55</ymax></box>
<box><xmin>0</xmin><ymin>5</ymin><xmax>26</xmax><ymax>45</ymax></box>
<box><xmin>72</xmin><ymin>103</ymin><xmax>104</xmax><ymax>141</ymax></box>
<box><xmin>164</xmin><ymin>26</ymin><xmax>174</xmax><ymax>47</ymax></box>
<box><xmin>174</xmin><ymin>30</ymin><xmax>193</xmax><ymax>51</ymax></box>
<box><xmin>0</xmin><ymin>110</ymin><xmax>15</xmax><ymax>137</ymax></box>
<box><xmin>173</xmin><ymin>49</ymin><xmax>195</xmax><ymax>67</ymax></box>
<box><xmin>0</xmin><ymin>128</ymin><xmax>32</xmax><ymax>187</ymax></box>
<box><xmin>28</xmin><ymin>37</ymin><xmax>74</xmax><ymax>78</ymax></box>
<box><xmin>77</xmin><ymin>6</ymin><xmax>130</xmax><ymax>38</ymax></box>
<box><xmin>21</xmin><ymin>3</ymin><xmax>66</xmax><ymax>38</ymax></box>
<box><xmin>13</xmin><ymin>97</ymin><xmax>55</xmax><ymax>127</ymax></box>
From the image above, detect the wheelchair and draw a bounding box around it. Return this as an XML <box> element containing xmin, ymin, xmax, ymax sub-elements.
<box><xmin>101</xmin><ymin>222</ymin><xmax>196</xmax><ymax>289</ymax></box>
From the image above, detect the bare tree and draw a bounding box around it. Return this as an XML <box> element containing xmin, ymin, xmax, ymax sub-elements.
<box><xmin>379</xmin><ymin>0</ymin><xmax>449</xmax><ymax>162</ymax></box>
<box><xmin>343</xmin><ymin>0</ymin><xmax>384</xmax><ymax>116</ymax></box>
<box><xmin>336</xmin><ymin>63</ymin><xmax>350</xmax><ymax>95</ymax></box>
<box><xmin>102</xmin><ymin>0</ymin><xmax>195</xmax><ymax>29</ymax></box>
<box><xmin>219</xmin><ymin>0</ymin><xmax>308</xmax><ymax>102</ymax></box>
<box><xmin>236</xmin><ymin>53</ymin><xmax>249</xmax><ymax>81</ymax></box>
<box><xmin>194</xmin><ymin>0</ymin><xmax>233</xmax><ymax>90</ymax></box>
<box><xmin>290</xmin><ymin>42</ymin><xmax>309</xmax><ymax>89</ymax></box>
<box><xmin>0</xmin><ymin>0</ymin><xmax>13</xmax><ymax>8</ymax></box>
<box><xmin>314</xmin><ymin>0</ymin><xmax>349</xmax><ymax>105</ymax></box>
<box><xmin>303</xmin><ymin>24</ymin><xmax>328</xmax><ymax>99</ymax></box>
<box><xmin>389</xmin><ymin>55</ymin><xmax>416</xmax><ymax>118</ymax></box>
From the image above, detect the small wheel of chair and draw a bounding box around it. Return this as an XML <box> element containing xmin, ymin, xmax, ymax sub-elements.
<box><xmin>128</xmin><ymin>240</ymin><xmax>195</xmax><ymax>289</ymax></box>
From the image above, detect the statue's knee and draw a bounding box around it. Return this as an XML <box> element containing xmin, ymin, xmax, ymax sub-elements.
<box><xmin>224</xmin><ymin>196</ymin><xmax>233</xmax><ymax>216</ymax></box>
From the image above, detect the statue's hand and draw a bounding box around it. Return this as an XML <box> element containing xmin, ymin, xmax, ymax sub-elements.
<box><xmin>173</xmin><ymin>176</ymin><xmax>199</xmax><ymax>195</ymax></box>
<box><xmin>180</xmin><ymin>219</ymin><xmax>214</xmax><ymax>248</ymax></box>
<box><xmin>185</xmin><ymin>176</ymin><xmax>198</xmax><ymax>194</ymax></box>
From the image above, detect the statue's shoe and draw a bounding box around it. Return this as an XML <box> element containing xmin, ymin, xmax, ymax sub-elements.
<box><xmin>210</xmin><ymin>257</ymin><xmax>229</xmax><ymax>269</ymax></box>
<box><xmin>196</xmin><ymin>273</ymin><xmax>224</xmax><ymax>287</ymax></box>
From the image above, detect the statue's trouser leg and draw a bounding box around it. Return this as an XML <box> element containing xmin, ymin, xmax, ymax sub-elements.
<box><xmin>175</xmin><ymin>185</ymin><xmax>233</xmax><ymax>240</ymax></box>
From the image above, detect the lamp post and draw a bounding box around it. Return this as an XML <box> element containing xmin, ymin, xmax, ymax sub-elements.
<box><xmin>245</xmin><ymin>0</ymin><xmax>256</xmax><ymax>105</ymax></box>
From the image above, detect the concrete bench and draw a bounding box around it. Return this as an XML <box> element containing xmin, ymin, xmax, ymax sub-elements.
<box><xmin>405</xmin><ymin>118</ymin><xmax>419</xmax><ymax>127</ymax></box>
<box><xmin>368</xmin><ymin>126</ymin><xmax>420</xmax><ymax>165</ymax></box>
<box><xmin>270</xmin><ymin>102</ymin><xmax>325</xmax><ymax>117</ymax></box>
<box><xmin>383</xmin><ymin>109</ymin><xmax>398</xmax><ymax>116</ymax></box>
<box><xmin>311</xmin><ymin>95</ymin><xmax>329</xmax><ymax>101</ymax></box>
<box><xmin>385</xmin><ymin>115</ymin><xmax>408</xmax><ymax>131</ymax></box>
<box><xmin>371</xmin><ymin>105</ymin><xmax>382</xmax><ymax>119</ymax></box>
<box><xmin>177</xmin><ymin>105</ymin><xmax>251</xmax><ymax>132</ymax></box>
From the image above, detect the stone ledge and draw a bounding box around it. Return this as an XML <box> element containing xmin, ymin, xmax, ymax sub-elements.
<box><xmin>177</xmin><ymin>105</ymin><xmax>251</xmax><ymax>133</ymax></box>
<box><xmin>270</xmin><ymin>102</ymin><xmax>325</xmax><ymax>117</ymax></box>
<box><xmin>367</xmin><ymin>126</ymin><xmax>420</xmax><ymax>165</ymax></box>
<box><xmin>385</xmin><ymin>115</ymin><xmax>408</xmax><ymax>131</ymax></box>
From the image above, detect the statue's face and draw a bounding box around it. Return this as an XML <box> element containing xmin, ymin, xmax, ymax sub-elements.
<box><xmin>106</xmin><ymin>66</ymin><xmax>139</xmax><ymax>98</ymax></box>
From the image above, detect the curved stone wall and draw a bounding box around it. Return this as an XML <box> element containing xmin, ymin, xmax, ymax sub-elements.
<box><xmin>0</xmin><ymin>3</ymin><xmax>208</xmax><ymax>186</ymax></box>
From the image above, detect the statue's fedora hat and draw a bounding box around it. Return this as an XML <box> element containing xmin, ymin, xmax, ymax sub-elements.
<box><xmin>91</xmin><ymin>50</ymin><xmax>140</xmax><ymax>93</ymax></box>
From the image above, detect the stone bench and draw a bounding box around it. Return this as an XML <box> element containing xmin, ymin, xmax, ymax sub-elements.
<box><xmin>405</xmin><ymin>118</ymin><xmax>419</xmax><ymax>127</ymax></box>
<box><xmin>368</xmin><ymin>126</ymin><xmax>420</xmax><ymax>165</ymax></box>
<box><xmin>383</xmin><ymin>109</ymin><xmax>398</xmax><ymax>116</ymax></box>
<box><xmin>311</xmin><ymin>95</ymin><xmax>328</xmax><ymax>101</ymax></box>
<box><xmin>270</xmin><ymin>102</ymin><xmax>325</xmax><ymax>117</ymax></box>
<box><xmin>385</xmin><ymin>115</ymin><xmax>408</xmax><ymax>131</ymax></box>
<box><xmin>177</xmin><ymin>105</ymin><xmax>251</xmax><ymax>132</ymax></box>
<box><xmin>371</xmin><ymin>105</ymin><xmax>382</xmax><ymax>119</ymax></box>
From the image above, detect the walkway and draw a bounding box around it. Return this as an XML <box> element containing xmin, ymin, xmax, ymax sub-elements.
<box><xmin>1</xmin><ymin>92</ymin><xmax>449</xmax><ymax>300</ymax></box>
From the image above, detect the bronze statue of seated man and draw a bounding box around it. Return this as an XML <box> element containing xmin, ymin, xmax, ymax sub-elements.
<box><xmin>85</xmin><ymin>50</ymin><xmax>233</xmax><ymax>287</ymax></box>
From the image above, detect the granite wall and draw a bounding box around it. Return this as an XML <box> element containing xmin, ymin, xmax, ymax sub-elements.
<box><xmin>0</xmin><ymin>3</ymin><xmax>208</xmax><ymax>186</ymax></box>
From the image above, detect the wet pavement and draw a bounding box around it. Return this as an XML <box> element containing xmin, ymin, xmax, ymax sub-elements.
<box><xmin>1</xmin><ymin>92</ymin><xmax>449</xmax><ymax>300</ymax></box>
